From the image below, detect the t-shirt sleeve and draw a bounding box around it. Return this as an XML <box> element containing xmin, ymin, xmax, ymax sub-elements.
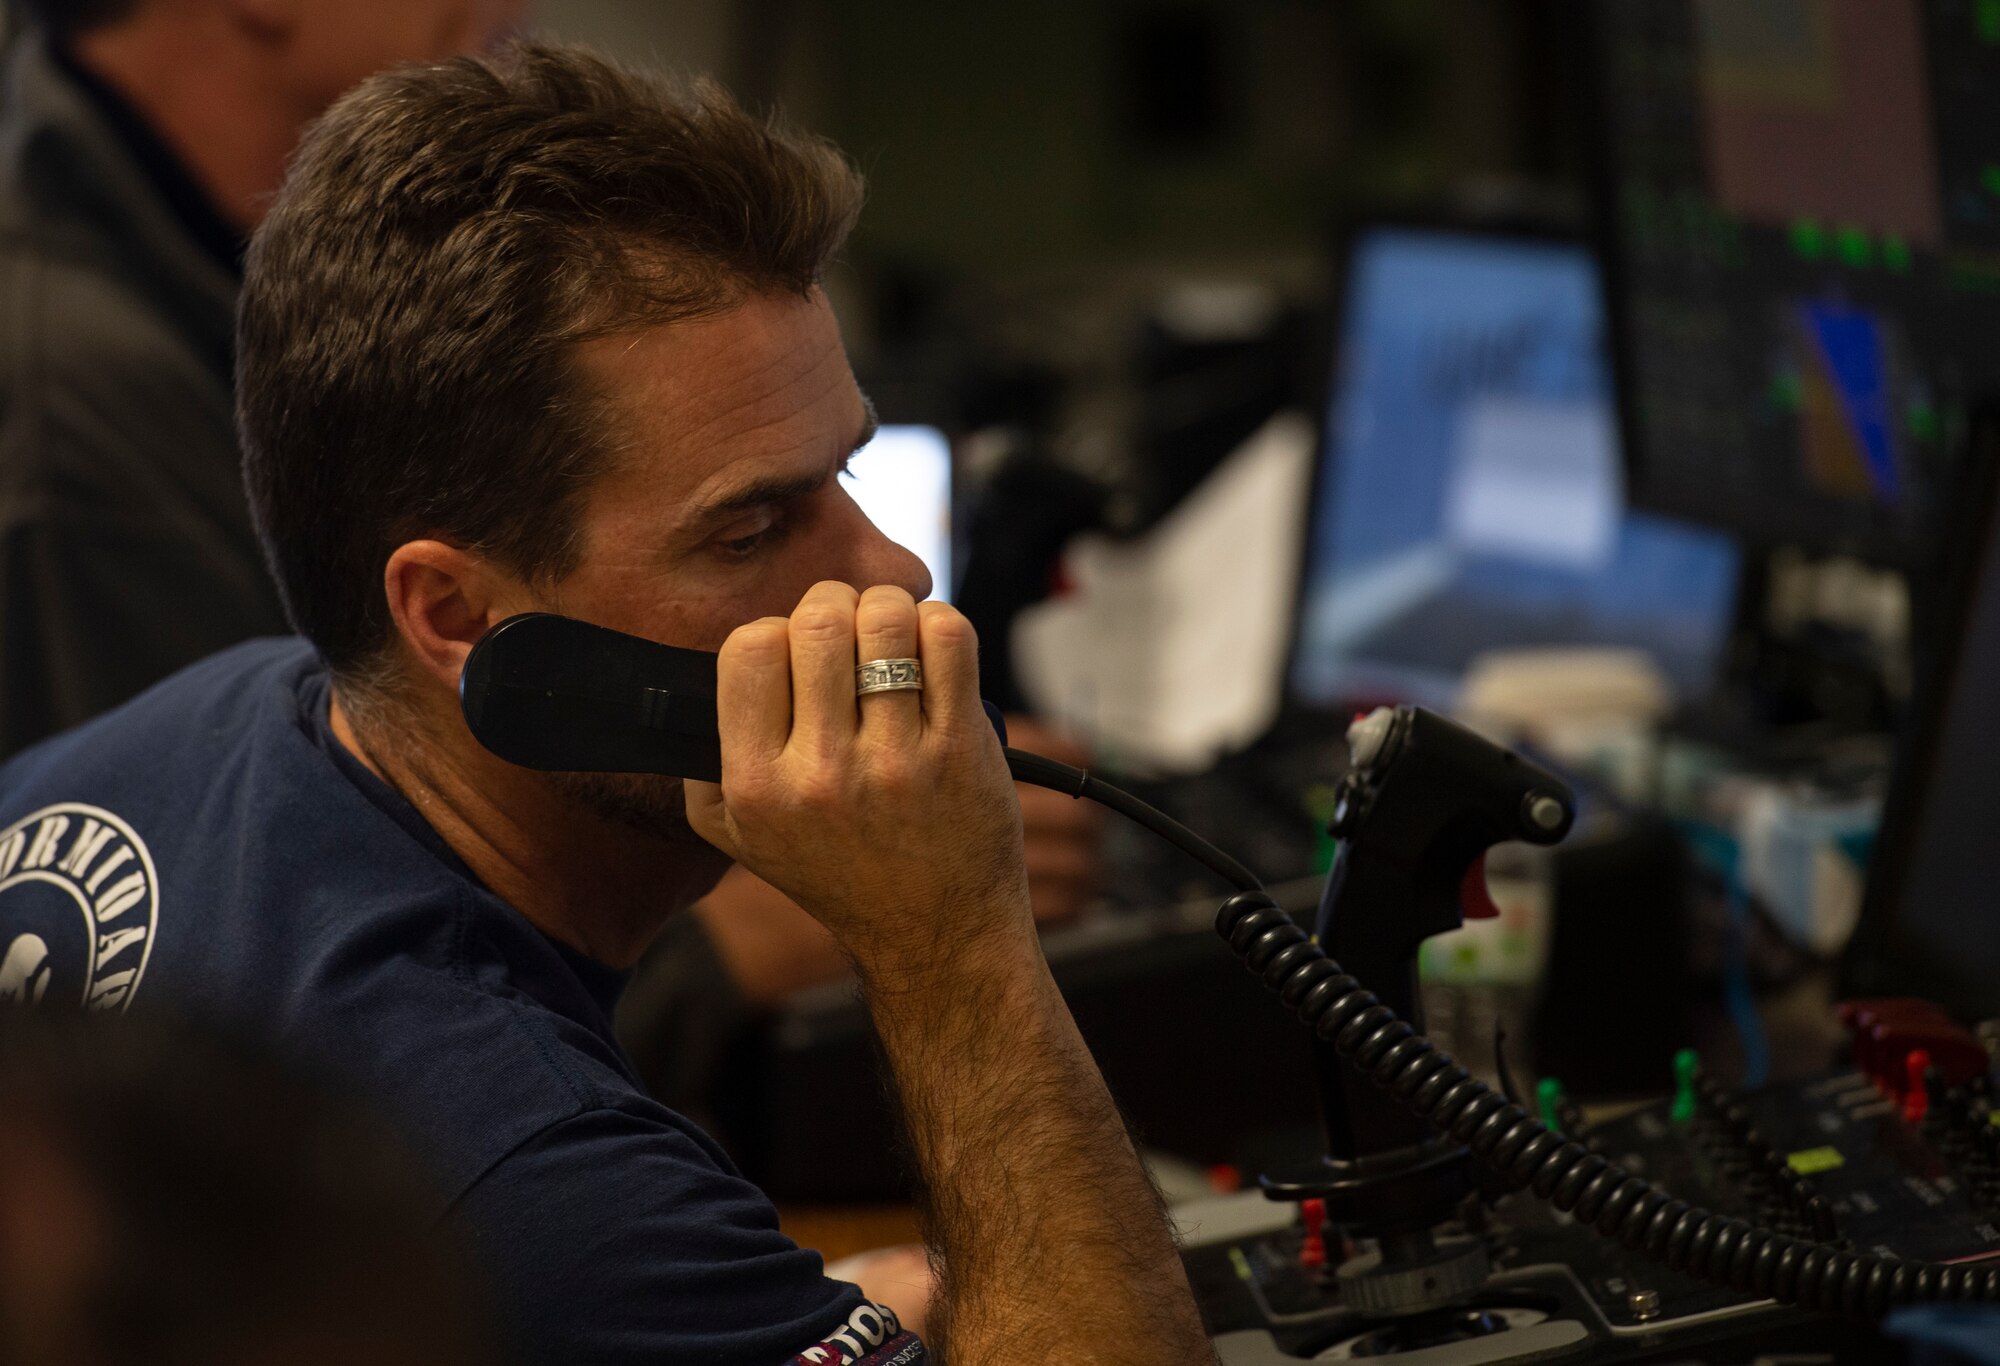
<box><xmin>448</xmin><ymin>1105</ymin><xmax>927</xmax><ymax>1366</ymax></box>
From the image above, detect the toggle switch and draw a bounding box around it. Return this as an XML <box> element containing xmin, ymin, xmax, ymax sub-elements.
<box><xmin>1460</xmin><ymin>853</ymin><xmax>1502</xmax><ymax>921</ymax></box>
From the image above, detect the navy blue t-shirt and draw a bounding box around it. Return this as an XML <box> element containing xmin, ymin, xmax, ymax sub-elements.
<box><xmin>0</xmin><ymin>639</ymin><xmax>925</xmax><ymax>1366</ymax></box>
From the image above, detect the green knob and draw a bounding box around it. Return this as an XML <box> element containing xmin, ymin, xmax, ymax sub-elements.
<box><xmin>1671</xmin><ymin>1048</ymin><xmax>1700</xmax><ymax>1124</ymax></box>
<box><xmin>1537</xmin><ymin>1076</ymin><xmax>1566</xmax><ymax>1134</ymax></box>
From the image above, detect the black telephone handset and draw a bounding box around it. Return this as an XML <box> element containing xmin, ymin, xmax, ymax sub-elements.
<box><xmin>460</xmin><ymin>612</ymin><xmax>1011</xmax><ymax>782</ymax></box>
<box><xmin>461</xmin><ymin>613</ymin><xmax>727</xmax><ymax>781</ymax></box>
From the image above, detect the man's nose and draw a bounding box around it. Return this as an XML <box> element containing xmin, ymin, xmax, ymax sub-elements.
<box><xmin>843</xmin><ymin>499</ymin><xmax>934</xmax><ymax>602</ymax></box>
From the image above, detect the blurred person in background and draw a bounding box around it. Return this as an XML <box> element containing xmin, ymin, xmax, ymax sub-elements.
<box><xmin>0</xmin><ymin>1009</ymin><xmax>491</xmax><ymax>1366</ymax></box>
<box><xmin>0</xmin><ymin>0</ymin><xmax>524</xmax><ymax>757</ymax></box>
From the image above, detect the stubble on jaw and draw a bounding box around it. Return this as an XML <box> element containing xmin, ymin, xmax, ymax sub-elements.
<box><xmin>541</xmin><ymin>769</ymin><xmax>736</xmax><ymax>912</ymax></box>
<box><xmin>543</xmin><ymin>769</ymin><xmax>699</xmax><ymax>841</ymax></box>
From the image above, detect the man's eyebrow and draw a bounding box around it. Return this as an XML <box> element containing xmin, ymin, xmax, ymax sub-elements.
<box><xmin>684</xmin><ymin>400</ymin><xmax>883</xmax><ymax>526</ymax></box>
<box><xmin>686</xmin><ymin>471</ymin><xmax>827</xmax><ymax>525</ymax></box>
<box><xmin>852</xmin><ymin>393</ymin><xmax>880</xmax><ymax>458</ymax></box>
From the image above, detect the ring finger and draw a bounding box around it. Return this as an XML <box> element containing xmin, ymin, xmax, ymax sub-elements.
<box><xmin>853</xmin><ymin>584</ymin><xmax>922</xmax><ymax>748</ymax></box>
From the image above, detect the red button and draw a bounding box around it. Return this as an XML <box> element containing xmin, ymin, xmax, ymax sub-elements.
<box><xmin>1299</xmin><ymin>1198</ymin><xmax>1327</xmax><ymax>1272</ymax></box>
<box><xmin>1903</xmin><ymin>1049</ymin><xmax>1932</xmax><ymax>1125</ymax></box>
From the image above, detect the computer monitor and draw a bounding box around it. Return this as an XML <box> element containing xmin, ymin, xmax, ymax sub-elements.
<box><xmin>841</xmin><ymin>424</ymin><xmax>953</xmax><ymax>603</ymax></box>
<box><xmin>1289</xmin><ymin>224</ymin><xmax>1741</xmax><ymax>711</ymax></box>
<box><xmin>1845</xmin><ymin>404</ymin><xmax>2000</xmax><ymax>1020</ymax></box>
<box><xmin>1590</xmin><ymin>0</ymin><xmax>2000</xmax><ymax>564</ymax></box>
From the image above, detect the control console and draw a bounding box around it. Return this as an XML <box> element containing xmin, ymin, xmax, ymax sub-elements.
<box><xmin>1185</xmin><ymin>1040</ymin><xmax>2000</xmax><ymax>1362</ymax></box>
<box><xmin>1185</xmin><ymin>706</ymin><xmax>2000</xmax><ymax>1362</ymax></box>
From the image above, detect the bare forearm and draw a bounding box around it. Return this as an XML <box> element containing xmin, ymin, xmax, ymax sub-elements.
<box><xmin>859</xmin><ymin>929</ymin><xmax>1213</xmax><ymax>1364</ymax></box>
<box><xmin>686</xmin><ymin>588</ymin><xmax>1205</xmax><ymax>1358</ymax></box>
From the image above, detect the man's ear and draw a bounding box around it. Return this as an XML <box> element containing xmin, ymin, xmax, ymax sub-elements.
<box><xmin>382</xmin><ymin>541</ymin><xmax>529</xmax><ymax>692</ymax></box>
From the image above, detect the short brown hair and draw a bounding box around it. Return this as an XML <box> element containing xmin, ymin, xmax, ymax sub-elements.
<box><xmin>237</xmin><ymin>40</ymin><xmax>864</xmax><ymax>687</ymax></box>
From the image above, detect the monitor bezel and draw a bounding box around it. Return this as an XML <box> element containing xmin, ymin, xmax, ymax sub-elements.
<box><xmin>1840</xmin><ymin>398</ymin><xmax>2000</xmax><ymax>1019</ymax></box>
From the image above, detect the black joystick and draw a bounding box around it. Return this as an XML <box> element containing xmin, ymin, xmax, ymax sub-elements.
<box><xmin>1262</xmin><ymin>706</ymin><xmax>1574</xmax><ymax>1316</ymax></box>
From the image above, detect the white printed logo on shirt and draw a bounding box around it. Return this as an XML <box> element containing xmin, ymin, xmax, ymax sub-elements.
<box><xmin>0</xmin><ymin>804</ymin><xmax>159</xmax><ymax>1012</ymax></box>
<box><xmin>788</xmin><ymin>1301</ymin><xmax>925</xmax><ymax>1366</ymax></box>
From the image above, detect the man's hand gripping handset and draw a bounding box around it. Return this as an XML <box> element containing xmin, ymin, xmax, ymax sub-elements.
<box><xmin>686</xmin><ymin>581</ymin><xmax>1216</xmax><ymax>1364</ymax></box>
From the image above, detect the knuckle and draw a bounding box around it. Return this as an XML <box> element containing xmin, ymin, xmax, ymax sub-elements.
<box><xmin>792</xmin><ymin>764</ymin><xmax>845</xmax><ymax>810</ymax></box>
<box><xmin>856</xmin><ymin>592</ymin><xmax>917</xmax><ymax>638</ymax></box>
<box><xmin>917</xmin><ymin>602</ymin><xmax>977</xmax><ymax>648</ymax></box>
<box><xmin>868</xmin><ymin>746</ymin><xmax>920</xmax><ymax>794</ymax></box>
<box><xmin>929</xmin><ymin>724</ymin><xmax>985</xmax><ymax>765</ymax></box>
<box><xmin>722</xmin><ymin>617</ymin><xmax>790</xmax><ymax>665</ymax></box>
<box><xmin>801</xmin><ymin>580</ymin><xmax>860</xmax><ymax>611</ymax></box>
<box><xmin>720</xmin><ymin>755</ymin><xmax>779</xmax><ymax>802</ymax></box>
<box><xmin>790</xmin><ymin>603</ymin><xmax>853</xmax><ymax>640</ymax></box>
<box><xmin>858</xmin><ymin>583</ymin><xmax>917</xmax><ymax>612</ymax></box>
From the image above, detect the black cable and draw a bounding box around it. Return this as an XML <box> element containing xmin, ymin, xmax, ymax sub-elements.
<box><xmin>1493</xmin><ymin>1022</ymin><xmax>1524</xmax><ymax>1109</ymax></box>
<box><xmin>1006</xmin><ymin>754</ymin><xmax>2000</xmax><ymax>1320</ymax></box>
<box><xmin>1004</xmin><ymin>748</ymin><xmax>1261</xmax><ymax>893</ymax></box>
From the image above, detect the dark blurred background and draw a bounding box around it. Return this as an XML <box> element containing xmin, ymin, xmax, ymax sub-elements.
<box><xmin>12</xmin><ymin>0</ymin><xmax>2000</xmax><ymax>1233</ymax></box>
<box><xmin>522</xmin><ymin>1</ymin><xmax>1577</xmax><ymax>470</ymax></box>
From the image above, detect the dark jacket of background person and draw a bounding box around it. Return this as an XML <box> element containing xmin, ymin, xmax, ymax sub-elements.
<box><xmin>0</xmin><ymin>31</ymin><xmax>285</xmax><ymax>758</ymax></box>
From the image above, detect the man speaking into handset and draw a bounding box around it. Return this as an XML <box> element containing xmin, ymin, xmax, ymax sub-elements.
<box><xmin>0</xmin><ymin>39</ymin><xmax>1216</xmax><ymax>1366</ymax></box>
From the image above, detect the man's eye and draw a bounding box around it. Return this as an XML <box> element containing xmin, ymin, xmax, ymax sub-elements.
<box><xmin>714</xmin><ymin>511</ymin><xmax>785</xmax><ymax>560</ymax></box>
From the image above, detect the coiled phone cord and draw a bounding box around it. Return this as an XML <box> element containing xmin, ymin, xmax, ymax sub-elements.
<box><xmin>1005</xmin><ymin>747</ymin><xmax>2000</xmax><ymax>1320</ymax></box>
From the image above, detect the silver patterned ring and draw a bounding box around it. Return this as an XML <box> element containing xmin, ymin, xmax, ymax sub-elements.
<box><xmin>856</xmin><ymin>658</ymin><xmax>923</xmax><ymax>696</ymax></box>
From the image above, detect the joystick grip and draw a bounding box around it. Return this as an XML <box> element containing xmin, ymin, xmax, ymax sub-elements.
<box><xmin>1312</xmin><ymin>708</ymin><xmax>1573</xmax><ymax>1170</ymax></box>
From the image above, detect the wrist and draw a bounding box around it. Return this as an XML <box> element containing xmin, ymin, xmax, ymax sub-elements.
<box><xmin>842</xmin><ymin>896</ymin><xmax>1043</xmax><ymax>1003</ymax></box>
